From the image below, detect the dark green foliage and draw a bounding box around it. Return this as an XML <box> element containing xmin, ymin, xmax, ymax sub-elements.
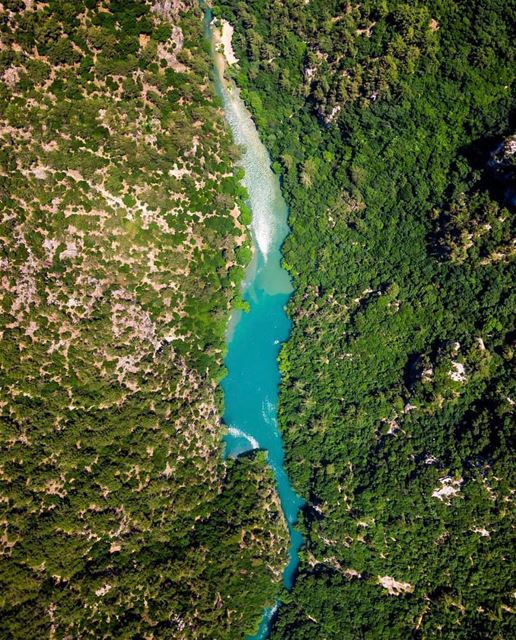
<box><xmin>218</xmin><ymin>0</ymin><xmax>515</xmax><ymax>637</ymax></box>
<box><xmin>154</xmin><ymin>23</ymin><xmax>172</xmax><ymax>43</ymax></box>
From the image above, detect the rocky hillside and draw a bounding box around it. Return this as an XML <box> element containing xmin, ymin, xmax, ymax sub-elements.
<box><xmin>0</xmin><ymin>1</ymin><xmax>288</xmax><ymax>637</ymax></box>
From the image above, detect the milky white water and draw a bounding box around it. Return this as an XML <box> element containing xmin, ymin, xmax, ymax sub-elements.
<box><xmin>218</xmin><ymin>81</ymin><xmax>283</xmax><ymax>260</ymax></box>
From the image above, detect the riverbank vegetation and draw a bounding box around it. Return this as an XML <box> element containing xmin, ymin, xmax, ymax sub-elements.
<box><xmin>217</xmin><ymin>0</ymin><xmax>515</xmax><ymax>637</ymax></box>
<box><xmin>0</xmin><ymin>1</ymin><xmax>288</xmax><ymax>637</ymax></box>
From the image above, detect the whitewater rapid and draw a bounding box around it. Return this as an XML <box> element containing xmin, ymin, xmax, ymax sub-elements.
<box><xmin>211</xmin><ymin>49</ymin><xmax>287</xmax><ymax>261</ymax></box>
<box><xmin>227</xmin><ymin>426</ymin><xmax>259</xmax><ymax>450</ymax></box>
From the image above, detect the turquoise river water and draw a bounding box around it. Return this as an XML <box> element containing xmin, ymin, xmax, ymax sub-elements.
<box><xmin>204</xmin><ymin>10</ymin><xmax>304</xmax><ymax>640</ymax></box>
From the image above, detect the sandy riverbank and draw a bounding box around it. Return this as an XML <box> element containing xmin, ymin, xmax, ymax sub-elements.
<box><xmin>212</xmin><ymin>18</ymin><xmax>239</xmax><ymax>65</ymax></box>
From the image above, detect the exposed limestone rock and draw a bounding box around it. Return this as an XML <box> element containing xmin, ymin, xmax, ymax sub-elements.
<box><xmin>432</xmin><ymin>477</ymin><xmax>463</xmax><ymax>502</ymax></box>
<box><xmin>378</xmin><ymin>575</ymin><xmax>414</xmax><ymax>595</ymax></box>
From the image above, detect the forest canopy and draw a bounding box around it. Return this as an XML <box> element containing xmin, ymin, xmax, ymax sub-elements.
<box><xmin>217</xmin><ymin>0</ymin><xmax>515</xmax><ymax>637</ymax></box>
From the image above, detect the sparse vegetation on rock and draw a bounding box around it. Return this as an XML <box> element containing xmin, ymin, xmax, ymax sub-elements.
<box><xmin>0</xmin><ymin>1</ymin><xmax>288</xmax><ymax>637</ymax></box>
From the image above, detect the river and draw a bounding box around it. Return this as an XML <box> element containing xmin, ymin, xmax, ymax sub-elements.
<box><xmin>203</xmin><ymin>9</ymin><xmax>304</xmax><ymax>640</ymax></box>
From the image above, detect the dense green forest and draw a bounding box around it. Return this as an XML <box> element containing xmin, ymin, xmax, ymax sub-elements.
<box><xmin>217</xmin><ymin>0</ymin><xmax>515</xmax><ymax>637</ymax></box>
<box><xmin>0</xmin><ymin>1</ymin><xmax>288</xmax><ymax>638</ymax></box>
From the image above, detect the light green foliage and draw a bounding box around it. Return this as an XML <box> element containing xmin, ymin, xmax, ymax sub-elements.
<box><xmin>0</xmin><ymin>1</ymin><xmax>288</xmax><ymax>637</ymax></box>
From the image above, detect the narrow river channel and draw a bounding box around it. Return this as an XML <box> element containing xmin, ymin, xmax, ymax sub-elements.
<box><xmin>203</xmin><ymin>8</ymin><xmax>304</xmax><ymax>639</ymax></box>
